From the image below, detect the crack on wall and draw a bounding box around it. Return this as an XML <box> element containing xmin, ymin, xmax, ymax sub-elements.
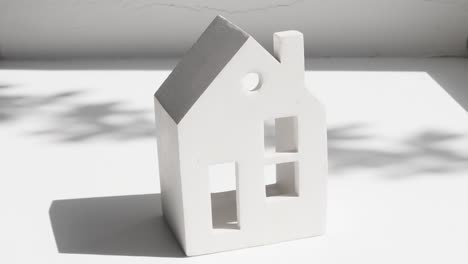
<box><xmin>135</xmin><ymin>0</ymin><xmax>304</xmax><ymax>14</ymax></box>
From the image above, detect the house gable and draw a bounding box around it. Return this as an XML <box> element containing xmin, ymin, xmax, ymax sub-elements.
<box><xmin>155</xmin><ymin>16</ymin><xmax>249</xmax><ymax>124</ymax></box>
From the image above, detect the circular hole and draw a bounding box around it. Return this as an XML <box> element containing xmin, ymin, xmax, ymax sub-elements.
<box><xmin>241</xmin><ymin>72</ymin><xmax>262</xmax><ymax>92</ymax></box>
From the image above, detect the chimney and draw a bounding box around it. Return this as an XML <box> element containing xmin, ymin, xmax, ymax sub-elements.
<box><xmin>273</xmin><ymin>31</ymin><xmax>305</xmax><ymax>77</ymax></box>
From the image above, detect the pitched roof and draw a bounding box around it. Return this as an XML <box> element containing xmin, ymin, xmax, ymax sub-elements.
<box><xmin>155</xmin><ymin>16</ymin><xmax>250</xmax><ymax>124</ymax></box>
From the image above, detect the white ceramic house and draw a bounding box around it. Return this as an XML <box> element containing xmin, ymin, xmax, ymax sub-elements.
<box><xmin>154</xmin><ymin>16</ymin><xmax>327</xmax><ymax>256</ymax></box>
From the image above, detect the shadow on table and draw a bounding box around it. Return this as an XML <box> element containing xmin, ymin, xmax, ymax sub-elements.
<box><xmin>49</xmin><ymin>193</ymin><xmax>185</xmax><ymax>258</ymax></box>
<box><xmin>0</xmin><ymin>84</ymin><xmax>155</xmax><ymax>142</ymax></box>
<box><xmin>1</xmin><ymin>58</ymin><xmax>466</xmax><ymax>143</ymax></box>
<box><xmin>327</xmin><ymin>123</ymin><xmax>468</xmax><ymax>178</ymax></box>
<box><xmin>3</xmin><ymin>59</ymin><xmax>468</xmax><ymax>177</ymax></box>
<box><xmin>2</xmin><ymin>58</ymin><xmax>467</xmax><ymax>111</ymax></box>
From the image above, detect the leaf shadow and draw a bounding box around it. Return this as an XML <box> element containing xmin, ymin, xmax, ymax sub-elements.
<box><xmin>328</xmin><ymin>123</ymin><xmax>468</xmax><ymax>178</ymax></box>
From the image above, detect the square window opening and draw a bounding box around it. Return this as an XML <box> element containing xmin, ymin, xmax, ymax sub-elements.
<box><xmin>264</xmin><ymin>162</ymin><xmax>299</xmax><ymax>198</ymax></box>
<box><xmin>264</xmin><ymin>116</ymin><xmax>298</xmax><ymax>153</ymax></box>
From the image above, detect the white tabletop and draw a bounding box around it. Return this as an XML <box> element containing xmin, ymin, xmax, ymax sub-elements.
<box><xmin>1</xmin><ymin>58</ymin><xmax>468</xmax><ymax>263</ymax></box>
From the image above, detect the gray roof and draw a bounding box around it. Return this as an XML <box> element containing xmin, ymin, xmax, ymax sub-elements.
<box><xmin>155</xmin><ymin>16</ymin><xmax>250</xmax><ymax>124</ymax></box>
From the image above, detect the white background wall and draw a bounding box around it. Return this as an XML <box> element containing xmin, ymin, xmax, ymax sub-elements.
<box><xmin>1</xmin><ymin>0</ymin><xmax>467</xmax><ymax>59</ymax></box>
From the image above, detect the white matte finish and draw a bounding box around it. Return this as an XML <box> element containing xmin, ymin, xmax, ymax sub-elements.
<box><xmin>154</xmin><ymin>16</ymin><xmax>327</xmax><ymax>256</ymax></box>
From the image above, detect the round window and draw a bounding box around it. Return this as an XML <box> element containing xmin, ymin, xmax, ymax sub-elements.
<box><xmin>241</xmin><ymin>72</ymin><xmax>262</xmax><ymax>92</ymax></box>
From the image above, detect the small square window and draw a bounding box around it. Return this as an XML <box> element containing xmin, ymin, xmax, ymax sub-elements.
<box><xmin>264</xmin><ymin>116</ymin><xmax>298</xmax><ymax>153</ymax></box>
<box><xmin>264</xmin><ymin>162</ymin><xmax>299</xmax><ymax>198</ymax></box>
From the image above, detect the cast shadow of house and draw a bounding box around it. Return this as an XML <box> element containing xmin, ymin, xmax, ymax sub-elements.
<box><xmin>49</xmin><ymin>193</ymin><xmax>185</xmax><ymax>257</ymax></box>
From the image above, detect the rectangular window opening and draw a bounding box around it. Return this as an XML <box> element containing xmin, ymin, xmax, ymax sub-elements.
<box><xmin>209</xmin><ymin>162</ymin><xmax>239</xmax><ymax>230</ymax></box>
<box><xmin>264</xmin><ymin>162</ymin><xmax>299</xmax><ymax>198</ymax></box>
<box><xmin>264</xmin><ymin>116</ymin><xmax>298</xmax><ymax>153</ymax></box>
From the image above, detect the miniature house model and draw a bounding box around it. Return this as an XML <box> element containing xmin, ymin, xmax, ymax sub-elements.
<box><xmin>154</xmin><ymin>16</ymin><xmax>327</xmax><ymax>256</ymax></box>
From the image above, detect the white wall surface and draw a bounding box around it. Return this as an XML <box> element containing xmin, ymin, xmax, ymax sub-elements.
<box><xmin>1</xmin><ymin>0</ymin><xmax>468</xmax><ymax>59</ymax></box>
